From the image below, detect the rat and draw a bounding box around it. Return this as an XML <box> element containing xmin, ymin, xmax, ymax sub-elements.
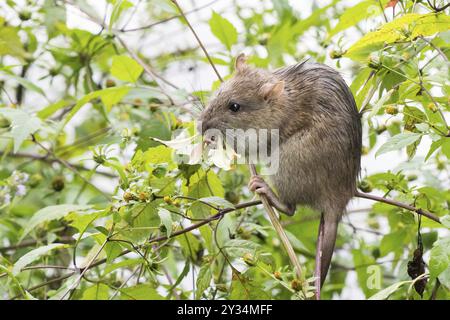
<box><xmin>199</xmin><ymin>53</ymin><xmax>362</xmax><ymax>299</ymax></box>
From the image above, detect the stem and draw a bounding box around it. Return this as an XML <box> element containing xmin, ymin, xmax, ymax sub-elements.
<box><xmin>354</xmin><ymin>191</ymin><xmax>440</xmax><ymax>223</ymax></box>
<box><xmin>249</xmin><ymin>165</ymin><xmax>303</xmax><ymax>281</ymax></box>
<box><xmin>171</xmin><ymin>0</ymin><xmax>223</xmax><ymax>83</ymax></box>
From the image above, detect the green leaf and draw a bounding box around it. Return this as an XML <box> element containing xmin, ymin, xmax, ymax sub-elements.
<box><xmin>328</xmin><ymin>1</ymin><xmax>381</xmax><ymax>39</ymax></box>
<box><xmin>195</xmin><ymin>262</ymin><xmax>212</xmax><ymax>299</ymax></box>
<box><xmin>81</xmin><ymin>283</ymin><xmax>109</xmax><ymax>300</ymax></box>
<box><xmin>111</xmin><ymin>55</ymin><xmax>143</xmax><ymax>83</ymax></box>
<box><xmin>346</xmin><ymin>13</ymin><xmax>450</xmax><ymax>60</ymax></box>
<box><xmin>429</xmin><ymin>238</ymin><xmax>450</xmax><ymax>278</ymax></box>
<box><xmin>380</xmin><ymin>230</ymin><xmax>406</xmax><ymax>256</ymax></box>
<box><xmin>37</xmin><ymin>99</ymin><xmax>71</xmax><ymax>119</ymax></box>
<box><xmin>59</xmin><ymin>86</ymin><xmax>130</xmax><ymax>131</ymax></box>
<box><xmin>22</xmin><ymin>204</ymin><xmax>93</xmax><ymax>240</ymax></box>
<box><xmin>198</xmin><ymin>196</ymin><xmax>235</xmax><ymax>209</ymax></box>
<box><xmin>158</xmin><ymin>208</ymin><xmax>173</xmax><ymax>237</ymax></box>
<box><xmin>12</xmin><ymin>243</ymin><xmax>68</xmax><ymax>275</ymax></box>
<box><xmin>109</xmin><ymin>0</ymin><xmax>133</xmax><ymax>31</ymax></box>
<box><xmin>0</xmin><ymin>108</ymin><xmax>42</xmax><ymax>152</ymax></box>
<box><xmin>99</xmin><ymin>86</ymin><xmax>130</xmax><ymax>111</ymax></box>
<box><xmin>209</xmin><ymin>11</ymin><xmax>237</xmax><ymax>51</ymax></box>
<box><xmin>368</xmin><ymin>280</ymin><xmax>412</xmax><ymax>300</ymax></box>
<box><xmin>120</xmin><ymin>284</ymin><xmax>164</xmax><ymax>300</ymax></box>
<box><xmin>223</xmin><ymin>239</ymin><xmax>260</xmax><ymax>258</ymax></box>
<box><xmin>375</xmin><ymin>132</ymin><xmax>423</xmax><ymax>157</ymax></box>
<box><xmin>0</xmin><ymin>26</ymin><xmax>28</xmax><ymax>59</ymax></box>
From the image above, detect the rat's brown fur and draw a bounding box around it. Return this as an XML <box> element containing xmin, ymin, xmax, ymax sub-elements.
<box><xmin>199</xmin><ymin>55</ymin><xmax>362</xmax><ymax>292</ymax></box>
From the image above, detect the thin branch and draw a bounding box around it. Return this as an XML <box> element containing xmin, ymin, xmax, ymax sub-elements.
<box><xmin>420</xmin><ymin>36</ymin><xmax>449</xmax><ymax>62</ymax></box>
<box><xmin>121</xmin><ymin>0</ymin><xmax>219</xmax><ymax>32</ymax></box>
<box><xmin>0</xmin><ymin>236</ymin><xmax>74</xmax><ymax>254</ymax></box>
<box><xmin>426</xmin><ymin>0</ymin><xmax>450</xmax><ymax>12</ymax></box>
<box><xmin>0</xmin><ymin>150</ymin><xmax>117</xmax><ymax>178</ymax></box>
<box><xmin>31</xmin><ymin>135</ymin><xmax>111</xmax><ymax>200</ymax></box>
<box><xmin>355</xmin><ymin>191</ymin><xmax>441</xmax><ymax>223</ymax></box>
<box><xmin>171</xmin><ymin>0</ymin><xmax>223</xmax><ymax>83</ymax></box>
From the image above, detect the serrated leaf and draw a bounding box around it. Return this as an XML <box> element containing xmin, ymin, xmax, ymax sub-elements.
<box><xmin>328</xmin><ymin>1</ymin><xmax>381</xmax><ymax>39</ymax></box>
<box><xmin>375</xmin><ymin>132</ymin><xmax>422</xmax><ymax>157</ymax></box>
<box><xmin>209</xmin><ymin>11</ymin><xmax>237</xmax><ymax>51</ymax></box>
<box><xmin>346</xmin><ymin>13</ymin><xmax>450</xmax><ymax>60</ymax></box>
<box><xmin>429</xmin><ymin>238</ymin><xmax>450</xmax><ymax>278</ymax></box>
<box><xmin>111</xmin><ymin>55</ymin><xmax>143</xmax><ymax>83</ymax></box>
<box><xmin>195</xmin><ymin>262</ymin><xmax>212</xmax><ymax>299</ymax></box>
<box><xmin>199</xmin><ymin>196</ymin><xmax>235</xmax><ymax>209</ymax></box>
<box><xmin>13</xmin><ymin>243</ymin><xmax>68</xmax><ymax>275</ymax></box>
<box><xmin>22</xmin><ymin>204</ymin><xmax>93</xmax><ymax>240</ymax></box>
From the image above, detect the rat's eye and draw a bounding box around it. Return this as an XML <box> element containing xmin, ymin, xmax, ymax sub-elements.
<box><xmin>228</xmin><ymin>102</ymin><xmax>241</xmax><ymax>112</ymax></box>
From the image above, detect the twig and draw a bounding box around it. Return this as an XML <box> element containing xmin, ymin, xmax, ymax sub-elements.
<box><xmin>171</xmin><ymin>0</ymin><xmax>223</xmax><ymax>82</ymax></box>
<box><xmin>0</xmin><ymin>150</ymin><xmax>117</xmax><ymax>178</ymax></box>
<box><xmin>31</xmin><ymin>135</ymin><xmax>111</xmax><ymax>200</ymax></box>
<box><xmin>354</xmin><ymin>191</ymin><xmax>441</xmax><ymax>223</ymax></box>
<box><xmin>59</xmin><ymin>239</ymin><xmax>109</xmax><ymax>300</ymax></box>
<box><xmin>121</xmin><ymin>0</ymin><xmax>219</xmax><ymax>32</ymax></box>
<box><xmin>249</xmin><ymin>165</ymin><xmax>303</xmax><ymax>281</ymax></box>
<box><xmin>0</xmin><ymin>236</ymin><xmax>74</xmax><ymax>254</ymax></box>
<box><xmin>426</xmin><ymin>0</ymin><xmax>450</xmax><ymax>12</ymax></box>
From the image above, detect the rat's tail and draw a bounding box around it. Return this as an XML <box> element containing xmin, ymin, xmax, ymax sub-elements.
<box><xmin>314</xmin><ymin>212</ymin><xmax>339</xmax><ymax>299</ymax></box>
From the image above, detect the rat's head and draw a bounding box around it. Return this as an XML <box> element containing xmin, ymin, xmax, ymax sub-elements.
<box><xmin>198</xmin><ymin>54</ymin><xmax>286</xmax><ymax>145</ymax></box>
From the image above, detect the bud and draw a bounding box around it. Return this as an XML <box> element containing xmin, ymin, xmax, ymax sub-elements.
<box><xmin>123</xmin><ymin>192</ymin><xmax>135</xmax><ymax>202</ymax></box>
<box><xmin>426</xmin><ymin>102</ymin><xmax>437</xmax><ymax>113</ymax></box>
<box><xmin>172</xmin><ymin>199</ymin><xmax>181</xmax><ymax>207</ymax></box>
<box><xmin>19</xmin><ymin>11</ymin><xmax>32</xmax><ymax>21</ymax></box>
<box><xmin>105</xmin><ymin>79</ymin><xmax>116</xmax><ymax>88</ymax></box>
<box><xmin>28</xmin><ymin>173</ymin><xmax>43</xmax><ymax>188</ymax></box>
<box><xmin>358</xmin><ymin>179</ymin><xmax>373</xmax><ymax>193</ymax></box>
<box><xmin>51</xmin><ymin>176</ymin><xmax>65</xmax><ymax>192</ymax></box>
<box><xmin>163</xmin><ymin>196</ymin><xmax>172</xmax><ymax>204</ymax></box>
<box><xmin>291</xmin><ymin>279</ymin><xmax>302</xmax><ymax>291</ymax></box>
<box><xmin>329</xmin><ymin>50</ymin><xmax>343</xmax><ymax>59</ymax></box>
<box><xmin>385</xmin><ymin>105</ymin><xmax>398</xmax><ymax>115</ymax></box>
<box><xmin>242</xmin><ymin>253</ymin><xmax>257</xmax><ymax>266</ymax></box>
<box><xmin>138</xmin><ymin>192</ymin><xmax>150</xmax><ymax>201</ymax></box>
<box><xmin>368</xmin><ymin>55</ymin><xmax>381</xmax><ymax>70</ymax></box>
<box><xmin>93</xmin><ymin>154</ymin><xmax>106</xmax><ymax>164</ymax></box>
<box><xmin>273</xmin><ymin>271</ymin><xmax>282</xmax><ymax>280</ymax></box>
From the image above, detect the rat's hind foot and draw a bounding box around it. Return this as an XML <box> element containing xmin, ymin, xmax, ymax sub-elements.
<box><xmin>248</xmin><ymin>175</ymin><xmax>296</xmax><ymax>216</ymax></box>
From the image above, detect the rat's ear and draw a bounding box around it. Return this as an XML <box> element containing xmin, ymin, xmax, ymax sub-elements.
<box><xmin>235</xmin><ymin>53</ymin><xmax>248</xmax><ymax>73</ymax></box>
<box><xmin>260</xmin><ymin>81</ymin><xmax>285</xmax><ymax>101</ymax></box>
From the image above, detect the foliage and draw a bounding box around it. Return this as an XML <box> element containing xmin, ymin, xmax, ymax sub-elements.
<box><xmin>0</xmin><ymin>0</ymin><xmax>449</xmax><ymax>300</ymax></box>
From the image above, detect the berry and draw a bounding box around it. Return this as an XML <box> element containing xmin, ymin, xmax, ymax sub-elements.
<box><xmin>51</xmin><ymin>176</ymin><xmax>65</xmax><ymax>192</ymax></box>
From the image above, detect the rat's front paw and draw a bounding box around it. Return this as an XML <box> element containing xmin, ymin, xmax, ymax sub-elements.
<box><xmin>248</xmin><ymin>175</ymin><xmax>270</xmax><ymax>194</ymax></box>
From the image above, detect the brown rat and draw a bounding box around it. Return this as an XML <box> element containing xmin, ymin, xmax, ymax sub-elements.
<box><xmin>199</xmin><ymin>54</ymin><xmax>362</xmax><ymax>298</ymax></box>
